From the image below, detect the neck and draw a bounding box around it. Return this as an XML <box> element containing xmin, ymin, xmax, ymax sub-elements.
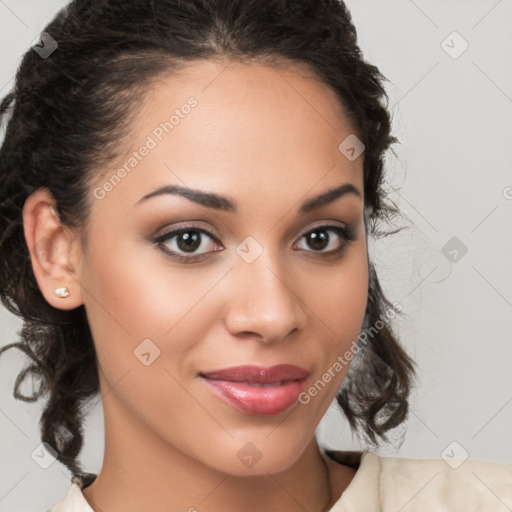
<box><xmin>82</xmin><ymin>395</ymin><xmax>335</xmax><ymax>512</ymax></box>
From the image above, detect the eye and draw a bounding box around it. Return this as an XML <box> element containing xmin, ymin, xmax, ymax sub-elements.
<box><xmin>152</xmin><ymin>225</ymin><xmax>222</xmax><ymax>263</ymax></box>
<box><xmin>152</xmin><ymin>223</ymin><xmax>358</xmax><ymax>264</ymax></box>
<box><xmin>293</xmin><ymin>224</ymin><xmax>357</xmax><ymax>256</ymax></box>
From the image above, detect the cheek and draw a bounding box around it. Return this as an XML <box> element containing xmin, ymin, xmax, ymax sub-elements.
<box><xmin>79</xmin><ymin>229</ymin><xmax>230</xmax><ymax>393</ymax></box>
<box><xmin>82</xmin><ymin>224</ymin><xmax>220</xmax><ymax>332</ymax></box>
<box><xmin>314</xmin><ymin>243</ymin><xmax>369</xmax><ymax>346</ymax></box>
<box><xmin>79</xmin><ymin>236</ymin><xmax>221</xmax><ymax>436</ymax></box>
<box><xmin>297</xmin><ymin>245</ymin><xmax>368</xmax><ymax>410</ymax></box>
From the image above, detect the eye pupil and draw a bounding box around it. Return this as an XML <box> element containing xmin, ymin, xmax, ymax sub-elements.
<box><xmin>307</xmin><ymin>230</ymin><xmax>329</xmax><ymax>250</ymax></box>
<box><xmin>177</xmin><ymin>231</ymin><xmax>201</xmax><ymax>252</ymax></box>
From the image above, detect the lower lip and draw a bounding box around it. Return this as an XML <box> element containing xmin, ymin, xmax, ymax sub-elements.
<box><xmin>201</xmin><ymin>377</ymin><xmax>307</xmax><ymax>415</ymax></box>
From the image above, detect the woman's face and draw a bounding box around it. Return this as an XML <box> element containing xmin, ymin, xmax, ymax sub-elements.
<box><xmin>75</xmin><ymin>59</ymin><xmax>368</xmax><ymax>475</ymax></box>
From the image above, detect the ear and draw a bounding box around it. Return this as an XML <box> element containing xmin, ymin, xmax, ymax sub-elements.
<box><xmin>22</xmin><ymin>187</ymin><xmax>84</xmax><ymax>310</ymax></box>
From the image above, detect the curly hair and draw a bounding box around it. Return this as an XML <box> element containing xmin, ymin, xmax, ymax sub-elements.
<box><xmin>0</xmin><ymin>0</ymin><xmax>416</xmax><ymax>479</ymax></box>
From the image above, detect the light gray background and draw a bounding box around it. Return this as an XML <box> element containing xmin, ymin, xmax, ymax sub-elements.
<box><xmin>1</xmin><ymin>1</ymin><xmax>511</xmax><ymax>510</ymax></box>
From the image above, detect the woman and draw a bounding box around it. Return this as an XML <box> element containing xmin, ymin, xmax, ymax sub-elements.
<box><xmin>0</xmin><ymin>1</ymin><xmax>510</xmax><ymax>511</ymax></box>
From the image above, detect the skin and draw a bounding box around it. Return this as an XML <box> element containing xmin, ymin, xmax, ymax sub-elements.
<box><xmin>23</xmin><ymin>59</ymin><xmax>368</xmax><ymax>512</ymax></box>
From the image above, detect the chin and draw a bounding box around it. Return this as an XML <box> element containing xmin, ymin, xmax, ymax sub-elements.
<box><xmin>201</xmin><ymin>441</ymin><xmax>303</xmax><ymax>477</ymax></box>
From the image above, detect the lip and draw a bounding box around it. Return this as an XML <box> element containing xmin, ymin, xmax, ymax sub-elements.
<box><xmin>200</xmin><ymin>365</ymin><xmax>309</xmax><ymax>416</ymax></box>
<box><xmin>201</xmin><ymin>364</ymin><xmax>309</xmax><ymax>383</ymax></box>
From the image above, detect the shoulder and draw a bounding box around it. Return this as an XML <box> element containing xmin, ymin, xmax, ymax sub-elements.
<box><xmin>376</xmin><ymin>453</ymin><xmax>512</xmax><ymax>510</ymax></box>
<box><xmin>326</xmin><ymin>449</ymin><xmax>512</xmax><ymax>511</ymax></box>
<box><xmin>46</xmin><ymin>474</ymin><xmax>96</xmax><ymax>512</ymax></box>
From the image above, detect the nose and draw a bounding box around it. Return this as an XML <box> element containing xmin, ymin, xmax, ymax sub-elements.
<box><xmin>223</xmin><ymin>249</ymin><xmax>308</xmax><ymax>345</ymax></box>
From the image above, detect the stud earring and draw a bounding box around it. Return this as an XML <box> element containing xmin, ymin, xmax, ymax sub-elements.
<box><xmin>54</xmin><ymin>287</ymin><xmax>70</xmax><ymax>298</ymax></box>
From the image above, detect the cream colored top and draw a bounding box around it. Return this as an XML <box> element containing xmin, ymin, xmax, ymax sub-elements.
<box><xmin>47</xmin><ymin>449</ymin><xmax>512</xmax><ymax>511</ymax></box>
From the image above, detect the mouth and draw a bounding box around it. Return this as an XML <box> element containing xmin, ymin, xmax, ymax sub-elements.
<box><xmin>199</xmin><ymin>364</ymin><xmax>309</xmax><ymax>416</ymax></box>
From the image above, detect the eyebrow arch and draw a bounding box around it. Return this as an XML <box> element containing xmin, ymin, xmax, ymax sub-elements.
<box><xmin>135</xmin><ymin>182</ymin><xmax>361</xmax><ymax>214</ymax></box>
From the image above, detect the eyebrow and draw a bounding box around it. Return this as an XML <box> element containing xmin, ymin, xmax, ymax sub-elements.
<box><xmin>135</xmin><ymin>182</ymin><xmax>361</xmax><ymax>214</ymax></box>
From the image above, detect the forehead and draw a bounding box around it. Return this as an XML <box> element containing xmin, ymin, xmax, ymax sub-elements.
<box><xmin>90</xmin><ymin>58</ymin><xmax>364</xmax><ymax>214</ymax></box>
<box><xmin>147</xmin><ymin>57</ymin><xmax>358</xmax><ymax>139</ymax></box>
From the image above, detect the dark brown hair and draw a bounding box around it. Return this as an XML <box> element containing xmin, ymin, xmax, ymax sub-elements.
<box><xmin>0</xmin><ymin>0</ymin><xmax>416</xmax><ymax>478</ymax></box>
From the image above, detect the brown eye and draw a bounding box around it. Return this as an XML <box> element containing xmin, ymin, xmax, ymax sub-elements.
<box><xmin>294</xmin><ymin>225</ymin><xmax>357</xmax><ymax>255</ymax></box>
<box><xmin>153</xmin><ymin>226</ymin><xmax>222</xmax><ymax>262</ymax></box>
<box><xmin>174</xmin><ymin>231</ymin><xmax>202</xmax><ymax>252</ymax></box>
<box><xmin>305</xmin><ymin>230</ymin><xmax>330</xmax><ymax>251</ymax></box>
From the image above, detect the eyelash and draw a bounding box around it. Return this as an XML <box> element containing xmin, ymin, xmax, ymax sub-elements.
<box><xmin>152</xmin><ymin>223</ymin><xmax>358</xmax><ymax>264</ymax></box>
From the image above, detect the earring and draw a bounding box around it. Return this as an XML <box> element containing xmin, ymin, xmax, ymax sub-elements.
<box><xmin>54</xmin><ymin>287</ymin><xmax>70</xmax><ymax>298</ymax></box>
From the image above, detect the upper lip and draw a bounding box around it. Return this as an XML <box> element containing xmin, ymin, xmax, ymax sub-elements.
<box><xmin>200</xmin><ymin>364</ymin><xmax>309</xmax><ymax>384</ymax></box>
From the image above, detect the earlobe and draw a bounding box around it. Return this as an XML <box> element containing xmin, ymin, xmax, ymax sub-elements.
<box><xmin>22</xmin><ymin>187</ymin><xmax>84</xmax><ymax>310</ymax></box>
